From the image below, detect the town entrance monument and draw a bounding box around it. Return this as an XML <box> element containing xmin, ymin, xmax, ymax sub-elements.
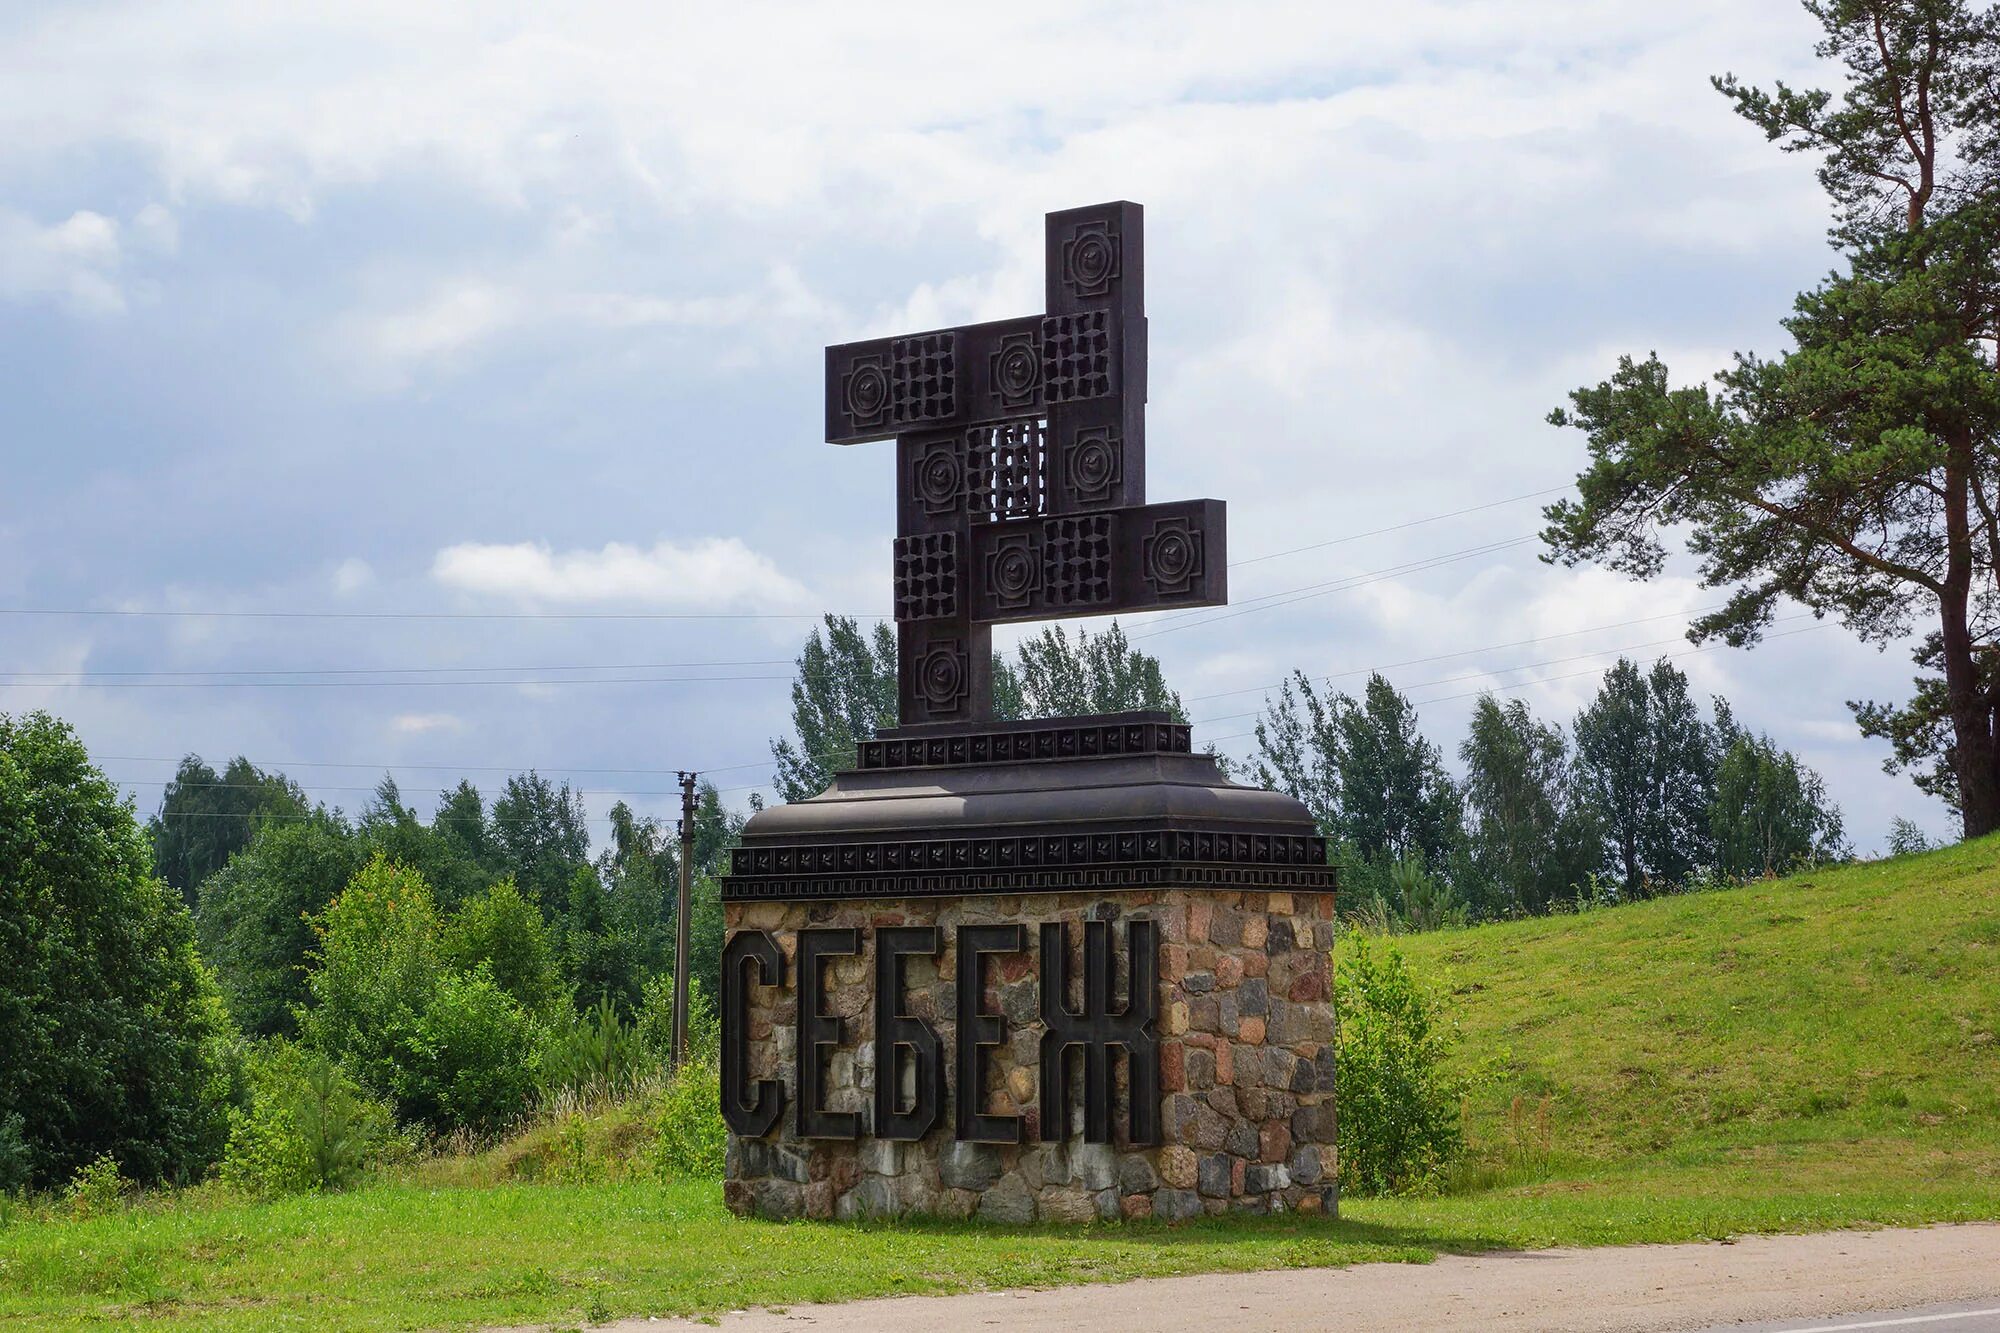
<box><xmin>720</xmin><ymin>202</ymin><xmax>1339</xmax><ymax>1222</ymax></box>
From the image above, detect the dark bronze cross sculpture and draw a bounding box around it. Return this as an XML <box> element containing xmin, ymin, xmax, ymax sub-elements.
<box><xmin>825</xmin><ymin>201</ymin><xmax>1227</xmax><ymax>727</ymax></box>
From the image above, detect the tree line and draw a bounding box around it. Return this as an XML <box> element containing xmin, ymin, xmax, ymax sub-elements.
<box><xmin>1253</xmin><ymin>657</ymin><xmax>1847</xmax><ymax>927</ymax></box>
<box><xmin>771</xmin><ymin>616</ymin><xmax>1852</xmax><ymax>930</ymax></box>
<box><xmin>0</xmin><ymin>709</ymin><xmax>738</xmax><ymax>1193</ymax></box>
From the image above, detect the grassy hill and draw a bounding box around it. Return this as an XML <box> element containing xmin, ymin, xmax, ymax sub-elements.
<box><xmin>3</xmin><ymin>840</ymin><xmax>1998</xmax><ymax>1331</ymax></box>
<box><xmin>1403</xmin><ymin>833</ymin><xmax>2000</xmax><ymax>1204</ymax></box>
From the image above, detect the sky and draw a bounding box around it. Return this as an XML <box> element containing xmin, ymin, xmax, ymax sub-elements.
<box><xmin>0</xmin><ymin>1</ymin><xmax>1952</xmax><ymax>850</ymax></box>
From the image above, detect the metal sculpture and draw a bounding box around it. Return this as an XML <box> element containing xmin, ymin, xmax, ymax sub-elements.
<box><xmin>825</xmin><ymin>202</ymin><xmax>1226</xmax><ymax>726</ymax></box>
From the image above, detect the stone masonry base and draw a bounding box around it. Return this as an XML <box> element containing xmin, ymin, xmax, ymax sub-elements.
<box><xmin>722</xmin><ymin>887</ymin><xmax>1338</xmax><ymax>1222</ymax></box>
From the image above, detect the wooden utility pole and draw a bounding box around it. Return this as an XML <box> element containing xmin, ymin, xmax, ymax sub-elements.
<box><xmin>672</xmin><ymin>770</ymin><xmax>697</xmax><ymax>1071</ymax></box>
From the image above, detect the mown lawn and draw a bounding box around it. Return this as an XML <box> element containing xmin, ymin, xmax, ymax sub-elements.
<box><xmin>4</xmin><ymin>838</ymin><xmax>1997</xmax><ymax>1331</ymax></box>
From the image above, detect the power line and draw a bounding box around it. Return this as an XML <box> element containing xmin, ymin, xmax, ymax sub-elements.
<box><xmin>1190</xmin><ymin>624</ymin><xmax>1834</xmax><ymax>759</ymax></box>
<box><xmin>1405</xmin><ymin>623</ymin><xmax>1829</xmax><ymax>708</ymax></box>
<box><xmin>0</xmin><ymin>607</ymin><xmax>879</xmax><ymax>622</ymax></box>
<box><xmin>1</xmin><ymin>486</ymin><xmax>1564</xmax><ymax>632</ymax></box>
<box><xmin>1228</xmin><ymin>485</ymin><xmax>1565</xmax><ymax>568</ymax></box>
<box><xmin>1180</xmin><ymin>604</ymin><xmax>1733</xmax><ymax>705</ymax></box>
<box><xmin>5</xmin><ymin>673</ymin><xmax>794</xmax><ymax>691</ymax></box>
<box><xmin>0</xmin><ymin>657</ymin><xmax>794</xmax><ymax>680</ymax></box>
<box><xmin>1135</xmin><ymin>536</ymin><xmax>1536</xmax><ymax>639</ymax></box>
<box><xmin>1184</xmin><ymin>614</ymin><xmax>1813</xmax><ymax>727</ymax></box>
<box><xmin>110</xmin><ymin>776</ymin><xmax>719</xmax><ymax>799</ymax></box>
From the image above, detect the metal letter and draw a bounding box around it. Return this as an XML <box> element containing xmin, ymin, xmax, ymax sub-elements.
<box><xmin>720</xmin><ymin>929</ymin><xmax>785</xmax><ymax>1138</ymax></box>
<box><xmin>874</xmin><ymin>925</ymin><xmax>945</xmax><ymax>1141</ymax></box>
<box><xmin>796</xmin><ymin>927</ymin><xmax>862</xmax><ymax>1140</ymax></box>
<box><xmin>1039</xmin><ymin>918</ymin><xmax>1160</xmax><ymax>1145</ymax></box>
<box><xmin>954</xmin><ymin>923</ymin><xmax>1027</xmax><ymax>1143</ymax></box>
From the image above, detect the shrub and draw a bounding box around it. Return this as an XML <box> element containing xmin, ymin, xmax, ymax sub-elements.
<box><xmin>63</xmin><ymin>1153</ymin><xmax>130</xmax><ymax>1218</ymax></box>
<box><xmin>1334</xmin><ymin>929</ymin><xmax>1478</xmax><ymax>1196</ymax></box>
<box><xmin>447</xmin><ymin>878</ymin><xmax>562</xmax><ymax>1016</ymax></box>
<box><xmin>538</xmin><ymin>996</ymin><xmax>651</xmax><ymax>1102</ymax></box>
<box><xmin>1888</xmin><ymin>817</ymin><xmax>1936</xmax><ymax>857</ymax></box>
<box><xmin>299</xmin><ymin>856</ymin><xmax>533</xmax><ymax>1134</ymax></box>
<box><xmin>408</xmin><ymin>969</ymin><xmax>536</xmax><ymax>1133</ymax></box>
<box><xmin>0</xmin><ymin>1114</ymin><xmax>29</xmax><ymax>1197</ymax></box>
<box><xmin>1390</xmin><ymin>854</ymin><xmax>1467</xmax><ymax>933</ymax></box>
<box><xmin>0</xmin><ymin>711</ymin><xmax>238</xmax><ymax>1189</ymax></box>
<box><xmin>220</xmin><ymin>1042</ymin><xmax>390</xmax><ymax>1195</ymax></box>
<box><xmin>634</xmin><ymin>974</ymin><xmax>721</xmax><ymax>1069</ymax></box>
<box><xmin>651</xmin><ymin>1063</ymin><xmax>726</xmax><ymax>1180</ymax></box>
<box><xmin>197</xmin><ymin>815</ymin><xmax>364</xmax><ymax>1038</ymax></box>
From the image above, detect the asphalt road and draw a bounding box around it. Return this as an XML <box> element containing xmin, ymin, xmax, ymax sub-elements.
<box><xmin>1712</xmin><ymin>1303</ymin><xmax>2000</xmax><ymax>1332</ymax></box>
<box><xmin>603</xmin><ymin>1223</ymin><xmax>2000</xmax><ymax>1333</ymax></box>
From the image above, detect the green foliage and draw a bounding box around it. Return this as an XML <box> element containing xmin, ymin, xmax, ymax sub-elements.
<box><xmin>770</xmin><ymin>614</ymin><xmax>900</xmax><ymax>803</ymax></box>
<box><xmin>651</xmin><ymin>1064</ymin><xmax>726</xmax><ymax>1180</ymax></box>
<box><xmin>1546</xmin><ymin>1</ymin><xmax>2000</xmax><ymax>834</ymax></box>
<box><xmin>0</xmin><ymin>1116</ymin><xmax>29</xmax><ymax>1198</ymax></box>
<box><xmin>196</xmin><ymin>812</ymin><xmax>364</xmax><ymax>1037</ymax></box>
<box><xmin>537</xmin><ymin>997</ymin><xmax>652</xmax><ymax>1102</ymax></box>
<box><xmin>634</xmin><ymin>974</ymin><xmax>721</xmax><ymax>1068</ymax></box>
<box><xmin>1005</xmin><ymin>621</ymin><xmax>1186</xmax><ymax>719</ymax></box>
<box><xmin>1710</xmin><ymin>711</ymin><xmax>1849</xmax><ymax>876</ymax></box>
<box><xmin>0</xmin><ymin>711</ymin><xmax>237</xmax><ymax>1189</ymax></box>
<box><xmin>1334</xmin><ymin>930</ymin><xmax>1478</xmax><ymax>1196</ymax></box>
<box><xmin>771</xmin><ymin>615</ymin><xmax>1192</xmax><ymax>801</ymax></box>
<box><xmin>1572</xmin><ymin>659</ymin><xmax>1719</xmax><ymax>897</ymax></box>
<box><xmin>686</xmin><ymin>872</ymin><xmax>727</xmax><ymax>1003</ymax></box>
<box><xmin>221</xmin><ymin>1042</ymin><xmax>390</xmax><ymax>1195</ymax></box>
<box><xmin>492</xmin><ymin>772</ymin><xmax>593</xmax><ymax>917</ymax></box>
<box><xmin>447</xmin><ymin>878</ymin><xmax>562</xmax><ymax>1015</ymax></box>
<box><xmin>1389</xmin><ymin>855</ymin><xmax>1468</xmax><ymax>933</ymax></box>
<box><xmin>408</xmin><ymin>970</ymin><xmax>536</xmax><ymax>1134</ymax></box>
<box><xmin>299</xmin><ymin>856</ymin><xmax>532</xmax><ymax>1134</ymax></box>
<box><xmin>62</xmin><ymin>1153</ymin><xmax>130</xmax><ymax>1218</ymax></box>
<box><xmin>561</xmin><ymin>865</ymin><xmax>647</xmax><ymax>1012</ymax></box>
<box><xmin>148</xmin><ymin>755</ymin><xmax>308</xmax><ymax>907</ymax></box>
<box><xmin>1254</xmin><ymin>672</ymin><xmax>1462</xmax><ymax>870</ymax></box>
<box><xmin>359</xmin><ymin>775</ymin><xmax>488</xmax><ymax>911</ymax></box>
<box><xmin>1888</xmin><ymin>816</ymin><xmax>1938</xmax><ymax>856</ymax></box>
<box><xmin>1458</xmin><ymin>695</ymin><xmax>1602</xmax><ymax>916</ymax></box>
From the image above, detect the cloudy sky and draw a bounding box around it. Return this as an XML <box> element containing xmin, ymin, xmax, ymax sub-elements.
<box><xmin>0</xmin><ymin>1</ymin><xmax>1947</xmax><ymax>848</ymax></box>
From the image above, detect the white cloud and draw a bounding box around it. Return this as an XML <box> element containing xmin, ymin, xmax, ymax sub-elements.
<box><xmin>391</xmin><ymin>712</ymin><xmax>465</xmax><ymax>735</ymax></box>
<box><xmin>430</xmin><ymin>536</ymin><xmax>811</xmax><ymax>609</ymax></box>
<box><xmin>130</xmin><ymin>202</ymin><xmax>178</xmax><ymax>254</ymax></box>
<box><xmin>331</xmin><ymin>557</ymin><xmax>374</xmax><ymax>595</ymax></box>
<box><xmin>354</xmin><ymin>280</ymin><xmax>519</xmax><ymax>365</ymax></box>
<box><xmin>0</xmin><ymin>208</ymin><xmax>123</xmax><ymax>314</ymax></box>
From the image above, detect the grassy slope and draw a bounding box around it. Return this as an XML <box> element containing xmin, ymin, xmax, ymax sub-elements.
<box><xmin>1403</xmin><ymin>833</ymin><xmax>2000</xmax><ymax>1194</ymax></box>
<box><xmin>3</xmin><ymin>841</ymin><xmax>1998</xmax><ymax>1331</ymax></box>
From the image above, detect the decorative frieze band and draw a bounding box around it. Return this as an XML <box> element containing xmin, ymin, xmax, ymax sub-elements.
<box><xmin>858</xmin><ymin>718</ymin><xmax>1192</xmax><ymax>770</ymax></box>
<box><xmin>722</xmin><ymin>827</ymin><xmax>1336</xmax><ymax>902</ymax></box>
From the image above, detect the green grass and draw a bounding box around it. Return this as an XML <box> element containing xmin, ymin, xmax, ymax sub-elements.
<box><xmin>1402</xmin><ymin>832</ymin><xmax>2000</xmax><ymax>1185</ymax></box>
<box><xmin>4</xmin><ymin>839</ymin><xmax>1998</xmax><ymax>1331</ymax></box>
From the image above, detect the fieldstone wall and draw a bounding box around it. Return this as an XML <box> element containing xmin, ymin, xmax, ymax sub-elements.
<box><xmin>722</xmin><ymin>888</ymin><xmax>1338</xmax><ymax>1222</ymax></box>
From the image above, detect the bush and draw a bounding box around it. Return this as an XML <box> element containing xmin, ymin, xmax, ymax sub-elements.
<box><xmin>63</xmin><ymin>1153</ymin><xmax>130</xmax><ymax>1217</ymax></box>
<box><xmin>447</xmin><ymin>878</ymin><xmax>562</xmax><ymax>1016</ymax></box>
<box><xmin>299</xmin><ymin>856</ymin><xmax>533</xmax><ymax>1134</ymax></box>
<box><xmin>409</xmin><ymin>969</ymin><xmax>536</xmax><ymax>1133</ymax></box>
<box><xmin>634</xmin><ymin>974</ymin><xmax>721</xmax><ymax>1069</ymax></box>
<box><xmin>1335</xmin><ymin>929</ymin><xmax>1478</xmax><ymax>1196</ymax></box>
<box><xmin>651</xmin><ymin>1063</ymin><xmax>726</xmax><ymax>1180</ymax></box>
<box><xmin>0</xmin><ymin>711</ymin><xmax>238</xmax><ymax>1189</ymax></box>
<box><xmin>1888</xmin><ymin>817</ymin><xmax>1936</xmax><ymax>857</ymax></box>
<box><xmin>220</xmin><ymin>1042</ymin><xmax>390</xmax><ymax>1195</ymax></box>
<box><xmin>197</xmin><ymin>814</ymin><xmax>364</xmax><ymax>1038</ymax></box>
<box><xmin>0</xmin><ymin>1114</ymin><xmax>29</xmax><ymax>1197</ymax></box>
<box><xmin>538</xmin><ymin>996</ymin><xmax>651</xmax><ymax>1102</ymax></box>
